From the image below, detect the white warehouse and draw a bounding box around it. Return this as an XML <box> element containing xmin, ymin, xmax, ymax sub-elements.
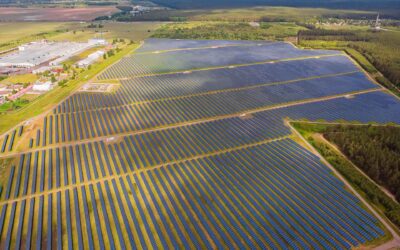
<box><xmin>77</xmin><ymin>51</ymin><xmax>105</xmax><ymax>68</ymax></box>
<box><xmin>0</xmin><ymin>40</ymin><xmax>101</xmax><ymax>68</ymax></box>
<box><xmin>32</xmin><ymin>81</ymin><xmax>53</xmax><ymax>92</ymax></box>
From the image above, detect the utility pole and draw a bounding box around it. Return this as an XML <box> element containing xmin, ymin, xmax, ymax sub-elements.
<box><xmin>374</xmin><ymin>13</ymin><xmax>381</xmax><ymax>31</ymax></box>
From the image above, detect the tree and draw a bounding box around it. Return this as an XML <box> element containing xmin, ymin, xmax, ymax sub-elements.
<box><xmin>51</xmin><ymin>76</ymin><xmax>56</xmax><ymax>83</ymax></box>
<box><xmin>107</xmin><ymin>50</ymin><xmax>115</xmax><ymax>57</ymax></box>
<box><xmin>58</xmin><ymin>80</ymin><xmax>67</xmax><ymax>87</ymax></box>
<box><xmin>324</xmin><ymin>125</ymin><xmax>400</xmax><ymax>203</ymax></box>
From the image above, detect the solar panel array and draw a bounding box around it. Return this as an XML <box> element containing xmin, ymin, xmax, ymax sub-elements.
<box><xmin>98</xmin><ymin>42</ymin><xmax>342</xmax><ymax>79</ymax></box>
<box><xmin>1</xmin><ymin>39</ymin><xmax>399</xmax><ymax>249</ymax></box>
<box><xmin>58</xmin><ymin>56</ymin><xmax>360</xmax><ymax>112</ymax></box>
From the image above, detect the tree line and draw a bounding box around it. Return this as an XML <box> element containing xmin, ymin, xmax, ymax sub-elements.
<box><xmin>323</xmin><ymin>125</ymin><xmax>400</xmax><ymax>202</ymax></box>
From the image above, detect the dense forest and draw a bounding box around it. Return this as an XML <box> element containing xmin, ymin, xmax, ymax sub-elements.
<box><xmin>152</xmin><ymin>22</ymin><xmax>305</xmax><ymax>40</ymax></box>
<box><xmin>323</xmin><ymin>125</ymin><xmax>400</xmax><ymax>202</ymax></box>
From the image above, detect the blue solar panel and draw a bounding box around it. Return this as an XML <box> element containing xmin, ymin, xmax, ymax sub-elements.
<box><xmin>36</xmin><ymin>196</ymin><xmax>44</xmax><ymax>250</ymax></box>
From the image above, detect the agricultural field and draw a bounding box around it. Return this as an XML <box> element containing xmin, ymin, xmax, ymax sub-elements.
<box><xmin>0</xmin><ymin>22</ymin><xmax>68</xmax><ymax>46</ymax></box>
<box><xmin>0</xmin><ymin>38</ymin><xmax>400</xmax><ymax>248</ymax></box>
<box><xmin>0</xmin><ymin>7</ymin><xmax>118</xmax><ymax>22</ymax></box>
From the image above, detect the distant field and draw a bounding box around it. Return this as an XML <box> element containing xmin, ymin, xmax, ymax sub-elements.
<box><xmin>0</xmin><ymin>6</ymin><xmax>118</xmax><ymax>21</ymax></box>
<box><xmin>0</xmin><ymin>22</ymin><xmax>68</xmax><ymax>46</ymax></box>
<box><xmin>0</xmin><ymin>22</ymin><xmax>163</xmax><ymax>52</ymax></box>
<box><xmin>190</xmin><ymin>7</ymin><xmax>373</xmax><ymax>22</ymax></box>
<box><xmin>37</xmin><ymin>22</ymin><xmax>163</xmax><ymax>42</ymax></box>
<box><xmin>129</xmin><ymin>6</ymin><xmax>375</xmax><ymax>22</ymax></box>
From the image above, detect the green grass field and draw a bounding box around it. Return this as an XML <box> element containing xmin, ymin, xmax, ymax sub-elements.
<box><xmin>48</xmin><ymin>22</ymin><xmax>163</xmax><ymax>42</ymax></box>
<box><xmin>0</xmin><ymin>22</ymin><xmax>70</xmax><ymax>52</ymax></box>
<box><xmin>0</xmin><ymin>22</ymin><xmax>68</xmax><ymax>43</ymax></box>
<box><xmin>0</xmin><ymin>74</ymin><xmax>38</xmax><ymax>85</ymax></box>
<box><xmin>0</xmin><ymin>22</ymin><xmax>163</xmax><ymax>52</ymax></box>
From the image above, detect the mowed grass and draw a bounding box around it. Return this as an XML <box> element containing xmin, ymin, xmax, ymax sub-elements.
<box><xmin>0</xmin><ymin>74</ymin><xmax>38</xmax><ymax>85</ymax></box>
<box><xmin>51</xmin><ymin>22</ymin><xmax>164</xmax><ymax>42</ymax></box>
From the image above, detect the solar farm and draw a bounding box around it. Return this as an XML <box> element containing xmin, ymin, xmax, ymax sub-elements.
<box><xmin>1</xmin><ymin>38</ymin><xmax>400</xmax><ymax>249</ymax></box>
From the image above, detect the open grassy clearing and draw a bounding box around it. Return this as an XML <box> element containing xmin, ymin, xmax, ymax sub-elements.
<box><xmin>50</xmin><ymin>22</ymin><xmax>164</xmax><ymax>42</ymax></box>
<box><xmin>0</xmin><ymin>74</ymin><xmax>38</xmax><ymax>85</ymax></box>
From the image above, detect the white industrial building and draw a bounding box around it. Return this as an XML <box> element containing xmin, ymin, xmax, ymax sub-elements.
<box><xmin>32</xmin><ymin>66</ymin><xmax>53</xmax><ymax>74</ymax></box>
<box><xmin>77</xmin><ymin>51</ymin><xmax>105</xmax><ymax>68</ymax></box>
<box><xmin>88</xmin><ymin>38</ymin><xmax>108</xmax><ymax>46</ymax></box>
<box><xmin>0</xmin><ymin>39</ymin><xmax>106</xmax><ymax>68</ymax></box>
<box><xmin>32</xmin><ymin>81</ymin><xmax>53</xmax><ymax>92</ymax></box>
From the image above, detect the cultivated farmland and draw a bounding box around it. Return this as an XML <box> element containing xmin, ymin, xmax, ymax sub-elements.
<box><xmin>0</xmin><ymin>7</ymin><xmax>118</xmax><ymax>22</ymax></box>
<box><xmin>0</xmin><ymin>39</ymin><xmax>400</xmax><ymax>249</ymax></box>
